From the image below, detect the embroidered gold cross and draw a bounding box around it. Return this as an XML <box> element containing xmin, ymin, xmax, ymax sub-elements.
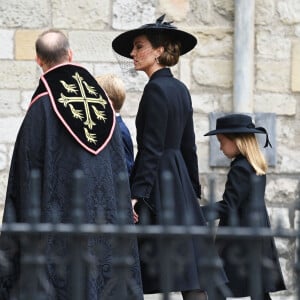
<box><xmin>58</xmin><ymin>72</ymin><xmax>107</xmax><ymax>144</ymax></box>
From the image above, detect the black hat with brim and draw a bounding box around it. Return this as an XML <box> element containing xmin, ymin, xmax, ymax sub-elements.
<box><xmin>112</xmin><ymin>14</ymin><xmax>197</xmax><ymax>59</ymax></box>
<box><xmin>204</xmin><ymin>114</ymin><xmax>272</xmax><ymax>147</ymax></box>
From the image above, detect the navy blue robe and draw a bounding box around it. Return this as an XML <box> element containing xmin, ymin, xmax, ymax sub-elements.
<box><xmin>0</xmin><ymin>64</ymin><xmax>143</xmax><ymax>300</ymax></box>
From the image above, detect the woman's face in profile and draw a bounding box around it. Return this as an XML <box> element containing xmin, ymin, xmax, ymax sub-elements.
<box><xmin>130</xmin><ymin>35</ymin><xmax>162</xmax><ymax>76</ymax></box>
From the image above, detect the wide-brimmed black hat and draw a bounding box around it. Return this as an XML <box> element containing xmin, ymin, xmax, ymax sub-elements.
<box><xmin>204</xmin><ymin>114</ymin><xmax>272</xmax><ymax>148</ymax></box>
<box><xmin>112</xmin><ymin>14</ymin><xmax>197</xmax><ymax>59</ymax></box>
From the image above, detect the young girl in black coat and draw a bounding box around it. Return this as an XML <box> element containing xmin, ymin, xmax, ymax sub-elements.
<box><xmin>203</xmin><ymin>113</ymin><xmax>286</xmax><ymax>300</ymax></box>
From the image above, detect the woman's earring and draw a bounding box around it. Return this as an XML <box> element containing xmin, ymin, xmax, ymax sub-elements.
<box><xmin>155</xmin><ymin>57</ymin><xmax>159</xmax><ymax>64</ymax></box>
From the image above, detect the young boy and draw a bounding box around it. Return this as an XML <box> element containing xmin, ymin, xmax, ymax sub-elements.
<box><xmin>96</xmin><ymin>74</ymin><xmax>134</xmax><ymax>175</ymax></box>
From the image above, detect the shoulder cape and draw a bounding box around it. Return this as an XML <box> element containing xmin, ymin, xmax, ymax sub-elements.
<box><xmin>31</xmin><ymin>63</ymin><xmax>115</xmax><ymax>155</ymax></box>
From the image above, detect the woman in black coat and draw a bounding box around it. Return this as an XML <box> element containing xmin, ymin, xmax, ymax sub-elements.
<box><xmin>203</xmin><ymin>114</ymin><xmax>286</xmax><ymax>299</ymax></box>
<box><xmin>112</xmin><ymin>14</ymin><xmax>227</xmax><ymax>300</ymax></box>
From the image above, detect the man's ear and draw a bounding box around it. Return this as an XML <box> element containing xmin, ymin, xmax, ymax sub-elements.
<box><xmin>68</xmin><ymin>49</ymin><xmax>73</xmax><ymax>62</ymax></box>
<box><xmin>36</xmin><ymin>55</ymin><xmax>43</xmax><ymax>67</ymax></box>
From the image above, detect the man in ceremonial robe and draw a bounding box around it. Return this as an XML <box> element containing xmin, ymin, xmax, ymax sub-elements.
<box><xmin>0</xmin><ymin>29</ymin><xmax>143</xmax><ymax>300</ymax></box>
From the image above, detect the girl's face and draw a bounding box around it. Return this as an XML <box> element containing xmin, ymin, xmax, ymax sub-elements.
<box><xmin>130</xmin><ymin>35</ymin><xmax>163</xmax><ymax>77</ymax></box>
<box><xmin>217</xmin><ymin>134</ymin><xmax>240</xmax><ymax>159</ymax></box>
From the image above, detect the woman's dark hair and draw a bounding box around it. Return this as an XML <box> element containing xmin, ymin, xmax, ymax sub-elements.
<box><xmin>146</xmin><ymin>32</ymin><xmax>181</xmax><ymax>67</ymax></box>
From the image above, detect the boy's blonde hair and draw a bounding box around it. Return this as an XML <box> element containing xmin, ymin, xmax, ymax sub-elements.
<box><xmin>227</xmin><ymin>133</ymin><xmax>268</xmax><ymax>175</ymax></box>
<box><xmin>96</xmin><ymin>74</ymin><xmax>126</xmax><ymax>112</ymax></box>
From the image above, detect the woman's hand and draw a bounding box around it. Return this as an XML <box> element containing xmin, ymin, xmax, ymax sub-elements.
<box><xmin>131</xmin><ymin>199</ymin><xmax>139</xmax><ymax>223</ymax></box>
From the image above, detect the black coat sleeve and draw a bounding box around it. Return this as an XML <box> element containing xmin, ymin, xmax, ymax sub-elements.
<box><xmin>130</xmin><ymin>83</ymin><xmax>168</xmax><ymax>199</ymax></box>
<box><xmin>202</xmin><ymin>162</ymin><xmax>251</xmax><ymax>223</ymax></box>
<box><xmin>180</xmin><ymin>104</ymin><xmax>201</xmax><ymax>198</ymax></box>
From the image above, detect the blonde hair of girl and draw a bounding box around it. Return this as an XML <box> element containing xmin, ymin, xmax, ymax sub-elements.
<box><xmin>228</xmin><ymin>133</ymin><xmax>268</xmax><ymax>175</ymax></box>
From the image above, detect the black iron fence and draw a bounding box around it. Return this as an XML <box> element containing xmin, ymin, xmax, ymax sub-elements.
<box><xmin>0</xmin><ymin>170</ymin><xmax>299</xmax><ymax>300</ymax></box>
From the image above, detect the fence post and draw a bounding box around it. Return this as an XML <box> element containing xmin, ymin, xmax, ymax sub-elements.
<box><xmin>70</xmin><ymin>170</ymin><xmax>85</xmax><ymax>300</ymax></box>
<box><xmin>295</xmin><ymin>200</ymin><xmax>300</xmax><ymax>300</ymax></box>
<box><xmin>248</xmin><ymin>175</ymin><xmax>263</xmax><ymax>300</ymax></box>
<box><xmin>111</xmin><ymin>172</ymin><xmax>137</xmax><ymax>300</ymax></box>
<box><xmin>203</xmin><ymin>176</ymin><xmax>231</xmax><ymax>299</ymax></box>
<box><xmin>203</xmin><ymin>176</ymin><xmax>218</xmax><ymax>299</ymax></box>
<box><xmin>159</xmin><ymin>171</ymin><xmax>175</xmax><ymax>300</ymax></box>
<box><xmin>19</xmin><ymin>169</ymin><xmax>45</xmax><ymax>300</ymax></box>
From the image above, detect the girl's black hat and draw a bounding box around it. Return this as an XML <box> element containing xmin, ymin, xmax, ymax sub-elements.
<box><xmin>204</xmin><ymin>114</ymin><xmax>272</xmax><ymax>148</ymax></box>
<box><xmin>112</xmin><ymin>14</ymin><xmax>197</xmax><ymax>59</ymax></box>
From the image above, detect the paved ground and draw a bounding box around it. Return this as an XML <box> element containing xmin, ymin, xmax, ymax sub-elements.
<box><xmin>144</xmin><ymin>295</ymin><xmax>290</xmax><ymax>300</ymax></box>
<box><xmin>144</xmin><ymin>295</ymin><xmax>252</xmax><ymax>300</ymax></box>
<box><xmin>144</xmin><ymin>293</ymin><xmax>182</xmax><ymax>300</ymax></box>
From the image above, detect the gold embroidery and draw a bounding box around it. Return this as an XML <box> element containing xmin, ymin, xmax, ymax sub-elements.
<box><xmin>58</xmin><ymin>72</ymin><xmax>108</xmax><ymax>144</ymax></box>
<box><xmin>84</xmin><ymin>128</ymin><xmax>97</xmax><ymax>144</ymax></box>
<box><xmin>83</xmin><ymin>81</ymin><xmax>97</xmax><ymax>96</ymax></box>
<box><xmin>92</xmin><ymin>105</ymin><xmax>107</xmax><ymax>122</ymax></box>
<box><xmin>69</xmin><ymin>104</ymin><xmax>84</xmax><ymax>121</ymax></box>
<box><xmin>60</xmin><ymin>80</ymin><xmax>78</xmax><ymax>94</ymax></box>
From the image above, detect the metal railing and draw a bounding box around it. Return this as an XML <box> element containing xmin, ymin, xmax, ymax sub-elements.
<box><xmin>0</xmin><ymin>170</ymin><xmax>299</xmax><ymax>300</ymax></box>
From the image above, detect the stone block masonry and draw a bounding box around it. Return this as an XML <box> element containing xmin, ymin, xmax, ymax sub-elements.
<box><xmin>0</xmin><ymin>0</ymin><xmax>299</xmax><ymax>298</ymax></box>
<box><xmin>292</xmin><ymin>40</ymin><xmax>300</xmax><ymax>92</ymax></box>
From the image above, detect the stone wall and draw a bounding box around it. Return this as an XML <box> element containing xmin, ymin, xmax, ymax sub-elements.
<box><xmin>0</xmin><ymin>0</ymin><xmax>299</xmax><ymax>298</ymax></box>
